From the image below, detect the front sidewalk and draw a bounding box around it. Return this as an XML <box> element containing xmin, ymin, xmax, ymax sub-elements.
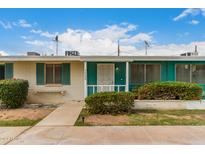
<box><xmin>8</xmin><ymin>126</ymin><xmax>205</xmax><ymax>145</ymax></box>
<box><xmin>0</xmin><ymin>127</ymin><xmax>30</xmax><ymax>144</ymax></box>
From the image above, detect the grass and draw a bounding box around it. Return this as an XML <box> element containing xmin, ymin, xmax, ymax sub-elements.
<box><xmin>75</xmin><ymin>109</ymin><xmax>91</xmax><ymax>126</ymax></box>
<box><xmin>75</xmin><ymin>109</ymin><xmax>205</xmax><ymax>126</ymax></box>
<box><xmin>128</xmin><ymin>110</ymin><xmax>205</xmax><ymax>125</ymax></box>
<box><xmin>0</xmin><ymin>119</ymin><xmax>42</xmax><ymax>126</ymax></box>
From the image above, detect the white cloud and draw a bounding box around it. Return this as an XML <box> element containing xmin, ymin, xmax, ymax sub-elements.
<box><xmin>57</xmin><ymin>23</ymin><xmax>152</xmax><ymax>55</ymax></box>
<box><xmin>21</xmin><ymin>36</ymin><xmax>28</xmax><ymax>39</ymax></box>
<box><xmin>144</xmin><ymin>41</ymin><xmax>205</xmax><ymax>56</ymax></box>
<box><xmin>30</xmin><ymin>29</ymin><xmax>42</xmax><ymax>34</ymax></box>
<box><xmin>176</xmin><ymin>32</ymin><xmax>190</xmax><ymax>37</ymax></box>
<box><xmin>0</xmin><ymin>21</ymin><xmax>12</xmax><ymax>29</ymax></box>
<box><xmin>173</xmin><ymin>9</ymin><xmax>200</xmax><ymax>21</ymax></box>
<box><xmin>26</xmin><ymin>23</ymin><xmax>205</xmax><ymax>56</ymax></box>
<box><xmin>93</xmin><ymin>24</ymin><xmax>137</xmax><ymax>41</ymax></box>
<box><xmin>13</xmin><ymin>19</ymin><xmax>32</xmax><ymax>28</ymax></box>
<box><xmin>0</xmin><ymin>19</ymin><xmax>33</xmax><ymax>30</ymax></box>
<box><xmin>0</xmin><ymin>50</ymin><xmax>8</xmax><ymax>56</ymax></box>
<box><xmin>17</xmin><ymin>19</ymin><xmax>32</xmax><ymax>28</ymax></box>
<box><xmin>30</xmin><ymin>29</ymin><xmax>57</xmax><ymax>38</ymax></box>
<box><xmin>173</xmin><ymin>8</ymin><xmax>205</xmax><ymax>22</ymax></box>
<box><xmin>189</xmin><ymin>19</ymin><xmax>199</xmax><ymax>25</ymax></box>
<box><xmin>25</xmin><ymin>40</ymin><xmax>45</xmax><ymax>46</ymax></box>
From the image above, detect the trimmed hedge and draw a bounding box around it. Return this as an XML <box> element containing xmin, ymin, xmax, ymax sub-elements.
<box><xmin>0</xmin><ymin>79</ymin><xmax>29</xmax><ymax>108</ymax></box>
<box><xmin>137</xmin><ymin>81</ymin><xmax>202</xmax><ymax>100</ymax></box>
<box><xmin>85</xmin><ymin>92</ymin><xmax>135</xmax><ymax>114</ymax></box>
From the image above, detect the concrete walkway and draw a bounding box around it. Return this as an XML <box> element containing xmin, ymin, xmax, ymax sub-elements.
<box><xmin>0</xmin><ymin>127</ymin><xmax>30</xmax><ymax>144</ymax></box>
<box><xmin>36</xmin><ymin>101</ymin><xmax>84</xmax><ymax>126</ymax></box>
<box><xmin>8</xmin><ymin>126</ymin><xmax>205</xmax><ymax>145</ymax></box>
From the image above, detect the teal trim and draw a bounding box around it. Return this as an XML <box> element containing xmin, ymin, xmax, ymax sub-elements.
<box><xmin>167</xmin><ymin>62</ymin><xmax>175</xmax><ymax>81</ymax></box>
<box><xmin>87</xmin><ymin>60</ymin><xmax>205</xmax><ymax>97</ymax></box>
<box><xmin>36</xmin><ymin>63</ymin><xmax>45</xmax><ymax>85</ymax></box>
<box><xmin>62</xmin><ymin>63</ymin><xmax>70</xmax><ymax>85</ymax></box>
<box><xmin>115</xmin><ymin>62</ymin><xmax>126</xmax><ymax>85</ymax></box>
<box><xmin>87</xmin><ymin>62</ymin><xmax>97</xmax><ymax>85</ymax></box>
<box><xmin>5</xmin><ymin>63</ymin><xmax>13</xmax><ymax>79</ymax></box>
<box><xmin>161</xmin><ymin>62</ymin><xmax>167</xmax><ymax>81</ymax></box>
<box><xmin>87</xmin><ymin>62</ymin><xmax>126</xmax><ymax>96</ymax></box>
<box><xmin>129</xmin><ymin>61</ymin><xmax>205</xmax><ymax>92</ymax></box>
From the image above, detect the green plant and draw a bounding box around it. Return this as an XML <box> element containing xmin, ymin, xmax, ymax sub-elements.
<box><xmin>85</xmin><ymin>92</ymin><xmax>135</xmax><ymax>114</ymax></box>
<box><xmin>0</xmin><ymin>79</ymin><xmax>29</xmax><ymax>108</ymax></box>
<box><xmin>137</xmin><ymin>81</ymin><xmax>202</xmax><ymax>100</ymax></box>
<box><xmin>0</xmin><ymin>119</ymin><xmax>41</xmax><ymax>126</ymax></box>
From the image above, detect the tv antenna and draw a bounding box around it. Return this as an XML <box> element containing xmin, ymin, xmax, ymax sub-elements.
<box><xmin>117</xmin><ymin>40</ymin><xmax>120</xmax><ymax>56</ymax></box>
<box><xmin>144</xmin><ymin>40</ymin><xmax>150</xmax><ymax>55</ymax></box>
<box><xmin>53</xmin><ymin>35</ymin><xmax>59</xmax><ymax>56</ymax></box>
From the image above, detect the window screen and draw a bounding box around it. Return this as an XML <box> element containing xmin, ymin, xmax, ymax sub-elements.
<box><xmin>146</xmin><ymin>64</ymin><xmax>160</xmax><ymax>82</ymax></box>
<box><xmin>176</xmin><ymin>64</ymin><xmax>190</xmax><ymax>82</ymax></box>
<box><xmin>130</xmin><ymin>64</ymin><xmax>145</xmax><ymax>84</ymax></box>
<box><xmin>46</xmin><ymin>64</ymin><xmax>54</xmax><ymax>84</ymax></box>
<box><xmin>130</xmin><ymin>64</ymin><xmax>160</xmax><ymax>84</ymax></box>
<box><xmin>192</xmin><ymin>64</ymin><xmax>205</xmax><ymax>84</ymax></box>
<box><xmin>46</xmin><ymin>64</ymin><xmax>62</xmax><ymax>84</ymax></box>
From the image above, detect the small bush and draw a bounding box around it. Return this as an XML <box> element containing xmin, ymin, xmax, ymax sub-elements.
<box><xmin>85</xmin><ymin>92</ymin><xmax>135</xmax><ymax>114</ymax></box>
<box><xmin>137</xmin><ymin>81</ymin><xmax>202</xmax><ymax>100</ymax></box>
<box><xmin>0</xmin><ymin>79</ymin><xmax>29</xmax><ymax>108</ymax></box>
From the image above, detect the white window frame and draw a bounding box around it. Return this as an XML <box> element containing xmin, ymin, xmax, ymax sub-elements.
<box><xmin>97</xmin><ymin>63</ymin><xmax>115</xmax><ymax>85</ymax></box>
<box><xmin>45</xmin><ymin>63</ymin><xmax>62</xmax><ymax>85</ymax></box>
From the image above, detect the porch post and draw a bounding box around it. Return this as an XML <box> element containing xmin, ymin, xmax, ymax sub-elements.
<box><xmin>84</xmin><ymin>61</ymin><xmax>87</xmax><ymax>98</ymax></box>
<box><xmin>125</xmin><ymin>61</ymin><xmax>129</xmax><ymax>92</ymax></box>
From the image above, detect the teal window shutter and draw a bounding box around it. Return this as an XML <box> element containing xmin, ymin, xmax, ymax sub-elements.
<box><xmin>5</xmin><ymin>63</ymin><xmax>13</xmax><ymax>79</ymax></box>
<box><xmin>62</xmin><ymin>63</ymin><xmax>70</xmax><ymax>85</ymax></box>
<box><xmin>36</xmin><ymin>63</ymin><xmax>45</xmax><ymax>85</ymax></box>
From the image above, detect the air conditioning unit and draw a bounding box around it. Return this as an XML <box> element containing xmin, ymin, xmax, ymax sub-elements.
<box><xmin>65</xmin><ymin>51</ymin><xmax>80</xmax><ymax>56</ymax></box>
<box><xmin>27</xmin><ymin>52</ymin><xmax>40</xmax><ymax>56</ymax></box>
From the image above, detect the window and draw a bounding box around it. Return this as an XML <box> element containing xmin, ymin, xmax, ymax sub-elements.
<box><xmin>130</xmin><ymin>64</ymin><xmax>160</xmax><ymax>84</ymax></box>
<box><xmin>192</xmin><ymin>64</ymin><xmax>205</xmax><ymax>83</ymax></box>
<box><xmin>176</xmin><ymin>64</ymin><xmax>190</xmax><ymax>82</ymax></box>
<box><xmin>130</xmin><ymin>64</ymin><xmax>144</xmax><ymax>84</ymax></box>
<box><xmin>0</xmin><ymin>65</ymin><xmax>5</xmax><ymax>80</ymax></box>
<box><xmin>46</xmin><ymin>64</ymin><xmax>62</xmax><ymax>84</ymax></box>
<box><xmin>176</xmin><ymin>64</ymin><xmax>205</xmax><ymax>84</ymax></box>
<box><xmin>146</xmin><ymin>64</ymin><xmax>160</xmax><ymax>82</ymax></box>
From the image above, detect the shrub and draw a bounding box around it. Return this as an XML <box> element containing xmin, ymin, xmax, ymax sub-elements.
<box><xmin>0</xmin><ymin>79</ymin><xmax>29</xmax><ymax>108</ymax></box>
<box><xmin>137</xmin><ymin>81</ymin><xmax>202</xmax><ymax>100</ymax></box>
<box><xmin>85</xmin><ymin>92</ymin><xmax>135</xmax><ymax>114</ymax></box>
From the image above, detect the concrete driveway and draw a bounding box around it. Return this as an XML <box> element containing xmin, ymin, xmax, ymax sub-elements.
<box><xmin>7</xmin><ymin>126</ymin><xmax>205</xmax><ymax>145</ymax></box>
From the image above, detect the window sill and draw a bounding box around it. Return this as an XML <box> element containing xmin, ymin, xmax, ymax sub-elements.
<box><xmin>45</xmin><ymin>84</ymin><xmax>63</xmax><ymax>87</ymax></box>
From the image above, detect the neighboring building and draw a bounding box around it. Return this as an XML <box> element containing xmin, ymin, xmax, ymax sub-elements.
<box><xmin>0</xmin><ymin>55</ymin><xmax>205</xmax><ymax>104</ymax></box>
<box><xmin>180</xmin><ymin>45</ymin><xmax>199</xmax><ymax>56</ymax></box>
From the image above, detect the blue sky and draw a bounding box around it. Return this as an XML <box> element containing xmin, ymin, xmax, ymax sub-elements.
<box><xmin>0</xmin><ymin>8</ymin><xmax>205</xmax><ymax>56</ymax></box>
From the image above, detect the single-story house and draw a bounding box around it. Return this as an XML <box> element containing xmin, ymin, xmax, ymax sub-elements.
<box><xmin>0</xmin><ymin>55</ymin><xmax>205</xmax><ymax>104</ymax></box>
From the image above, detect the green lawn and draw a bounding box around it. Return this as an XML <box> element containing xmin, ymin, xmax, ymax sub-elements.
<box><xmin>0</xmin><ymin>119</ymin><xmax>42</xmax><ymax>126</ymax></box>
<box><xmin>75</xmin><ymin>109</ymin><xmax>205</xmax><ymax>126</ymax></box>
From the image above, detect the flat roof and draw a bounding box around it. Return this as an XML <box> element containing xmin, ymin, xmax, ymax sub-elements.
<box><xmin>0</xmin><ymin>55</ymin><xmax>205</xmax><ymax>62</ymax></box>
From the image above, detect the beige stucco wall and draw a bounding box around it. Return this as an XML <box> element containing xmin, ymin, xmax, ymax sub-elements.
<box><xmin>13</xmin><ymin>61</ymin><xmax>84</xmax><ymax>104</ymax></box>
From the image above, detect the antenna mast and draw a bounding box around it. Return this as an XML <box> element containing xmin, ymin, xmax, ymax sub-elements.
<box><xmin>144</xmin><ymin>40</ymin><xmax>150</xmax><ymax>55</ymax></box>
<box><xmin>54</xmin><ymin>35</ymin><xmax>59</xmax><ymax>56</ymax></box>
<box><xmin>117</xmin><ymin>40</ymin><xmax>120</xmax><ymax>56</ymax></box>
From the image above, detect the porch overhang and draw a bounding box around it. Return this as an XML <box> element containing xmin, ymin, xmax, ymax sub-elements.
<box><xmin>1</xmin><ymin>55</ymin><xmax>205</xmax><ymax>62</ymax></box>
